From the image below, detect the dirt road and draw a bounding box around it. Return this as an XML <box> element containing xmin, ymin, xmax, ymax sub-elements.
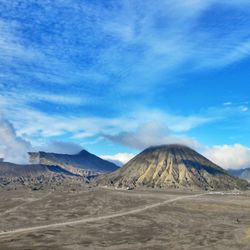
<box><xmin>0</xmin><ymin>193</ymin><xmax>205</xmax><ymax>236</ymax></box>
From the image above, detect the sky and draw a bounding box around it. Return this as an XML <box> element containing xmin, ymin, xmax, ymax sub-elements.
<box><xmin>0</xmin><ymin>0</ymin><xmax>250</xmax><ymax>169</ymax></box>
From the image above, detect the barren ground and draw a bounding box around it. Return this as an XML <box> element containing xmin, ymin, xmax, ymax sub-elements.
<box><xmin>0</xmin><ymin>187</ymin><xmax>250</xmax><ymax>250</ymax></box>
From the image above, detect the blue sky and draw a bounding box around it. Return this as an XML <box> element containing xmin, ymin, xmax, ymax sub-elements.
<box><xmin>0</xmin><ymin>0</ymin><xmax>250</xmax><ymax>168</ymax></box>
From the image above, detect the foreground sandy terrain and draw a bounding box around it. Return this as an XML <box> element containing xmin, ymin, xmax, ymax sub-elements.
<box><xmin>0</xmin><ymin>187</ymin><xmax>250</xmax><ymax>250</ymax></box>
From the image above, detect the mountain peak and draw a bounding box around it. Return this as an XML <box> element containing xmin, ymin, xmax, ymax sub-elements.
<box><xmin>144</xmin><ymin>144</ymin><xmax>194</xmax><ymax>153</ymax></box>
<box><xmin>97</xmin><ymin>144</ymin><xmax>249</xmax><ymax>191</ymax></box>
<box><xmin>76</xmin><ymin>149</ymin><xmax>90</xmax><ymax>156</ymax></box>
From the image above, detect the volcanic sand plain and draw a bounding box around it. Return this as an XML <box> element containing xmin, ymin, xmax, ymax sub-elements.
<box><xmin>0</xmin><ymin>187</ymin><xmax>250</xmax><ymax>250</ymax></box>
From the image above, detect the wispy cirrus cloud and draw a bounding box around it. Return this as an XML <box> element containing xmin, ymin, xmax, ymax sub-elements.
<box><xmin>1</xmin><ymin>0</ymin><xmax>250</xmax><ymax>161</ymax></box>
<box><xmin>1</xmin><ymin>0</ymin><xmax>250</xmax><ymax>93</ymax></box>
<box><xmin>1</xmin><ymin>0</ymin><xmax>250</xmax><ymax>112</ymax></box>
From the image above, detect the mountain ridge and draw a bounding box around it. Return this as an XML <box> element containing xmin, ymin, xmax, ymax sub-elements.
<box><xmin>28</xmin><ymin>149</ymin><xmax>119</xmax><ymax>177</ymax></box>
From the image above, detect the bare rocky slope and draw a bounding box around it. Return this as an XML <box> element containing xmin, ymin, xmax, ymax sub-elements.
<box><xmin>0</xmin><ymin>162</ymin><xmax>87</xmax><ymax>190</ymax></box>
<box><xmin>228</xmin><ymin>168</ymin><xmax>250</xmax><ymax>182</ymax></box>
<box><xmin>28</xmin><ymin>149</ymin><xmax>119</xmax><ymax>177</ymax></box>
<box><xmin>96</xmin><ymin>144</ymin><xmax>249</xmax><ymax>191</ymax></box>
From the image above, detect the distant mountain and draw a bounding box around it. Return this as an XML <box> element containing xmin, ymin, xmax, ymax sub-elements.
<box><xmin>28</xmin><ymin>149</ymin><xmax>119</xmax><ymax>177</ymax></box>
<box><xmin>0</xmin><ymin>162</ymin><xmax>86</xmax><ymax>190</ymax></box>
<box><xmin>96</xmin><ymin>144</ymin><xmax>249</xmax><ymax>191</ymax></box>
<box><xmin>228</xmin><ymin>168</ymin><xmax>250</xmax><ymax>182</ymax></box>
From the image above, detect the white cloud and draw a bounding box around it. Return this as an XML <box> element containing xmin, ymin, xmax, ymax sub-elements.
<box><xmin>204</xmin><ymin>144</ymin><xmax>250</xmax><ymax>169</ymax></box>
<box><xmin>100</xmin><ymin>153</ymin><xmax>135</xmax><ymax>166</ymax></box>
<box><xmin>29</xmin><ymin>93</ymin><xmax>86</xmax><ymax>106</ymax></box>
<box><xmin>132</xmin><ymin>109</ymin><xmax>214</xmax><ymax>133</ymax></box>
<box><xmin>103</xmin><ymin>122</ymin><xmax>200</xmax><ymax>150</ymax></box>
<box><xmin>35</xmin><ymin>140</ymin><xmax>83</xmax><ymax>155</ymax></box>
<box><xmin>0</xmin><ymin>92</ymin><xmax>214</xmax><ymax>141</ymax></box>
<box><xmin>239</xmin><ymin>106</ymin><xmax>248</xmax><ymax>112</ymax></box>
<box><xmin>0</xmin><ymin>118</ymin><xmax>31</xmax><ymax>163</ymax></box>
<box><xmin>0</xmin><ymin>117</ymin><xmax>84</xmax><ymax>163</ymax></box>
<box><xmin>223</xmin><ymin>102</ymin><xmax>232</xmax><ymax>106</ymax></box>
<box><xmin>0</xmin><ymin>106</ymin><xmax>206</xmax><ymax>161</ymax></box>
